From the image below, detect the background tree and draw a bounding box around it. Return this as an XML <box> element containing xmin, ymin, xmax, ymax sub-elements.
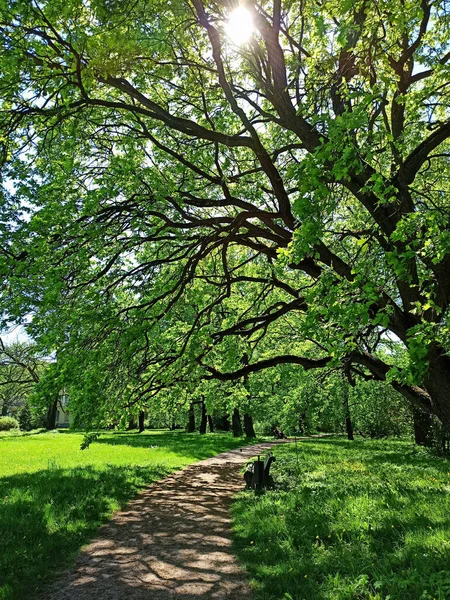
<box><xmin>0</xmin><ymin>339</ymin><xmax>44</xmax><ymax>418</ymax></box>
<box><xmin>18</xmin><ymin>402</ymin><xmax>33</xmax><ymax>431</ymax></box>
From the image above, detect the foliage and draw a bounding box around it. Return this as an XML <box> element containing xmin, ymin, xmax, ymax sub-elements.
<box><xmin>0</xmin><ymin>0</ymin><xmax>450</xmax><ymax>428</ymax></box>
<box><xmin>0</xmin><ymin>429</ymin><xmax>257</xmax><ymax>600</ymax></box>
<box><xmin>350</xmin><ymin>381</ymin><xmax>412</xmax><ymax>438</ymax></box>
<box><xmin>0</xmin><ymin>340</ymin><xmax>44</xmax><ymax>418</ymax></box>
<box><xmin>251</xmin><ymin>368</ymin><xmax>345</xmax><ymax>435</ymax></box>
<box><xmin>80</xmin><ymin>430</ymin><xmax>100</xmax><ymax>450</ymax></box>
<box><xmin>249</xmin><ymin>369</ymin><xmax>411</xmax><ymax>439</ymax></box>
<box><xmin>0</xmin><ymin>416</ymin><xmax>18</xmax><ymax>431</ymax></box>
<box><xmin>17</xmin><ymin>403</ymin><xmax>33</xmax><ymax>432</ymax></box>
<box><xmin>233</xmin><ymin>438</ymin><xmax>450</xmax><ymax>600</ymax></box>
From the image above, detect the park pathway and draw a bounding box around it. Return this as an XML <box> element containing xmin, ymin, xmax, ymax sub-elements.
<box><xmin>45</xmin><ymin>441</ymin><xmax>289</xmax><ymax>600</ymax></box>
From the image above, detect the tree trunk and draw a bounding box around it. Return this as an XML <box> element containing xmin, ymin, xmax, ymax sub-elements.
<box><xmin>413</xmin><ymin>406</ymin><xmax>433</xmax><ymax>447</ymax></box>
<box><xmin>341</xmin><ymin>363</ymin><xmax>355</xmax><ymax>440</ymax></box>
<box><xmin>424</xmin><ymin>352</ymin><xmax>450</xmax><ymax>432</ymax></box>
<box><xmin>187</xmin><ymin>402</ymin><xmax>196</xmax><ymax>433</ymax></box>
<box><xmin>231</xmin><ymin>408</ymin><xmax>243</xmax><ymax>437</ymax></box>
<box><xmin>243</xmin><ymin>413</ymin><xmax>256</xmax><ymax>438</ymax></box>
<box><xmin>343</xmin><ymin>377</ymin><xmax>354</xmax><ymax>440</ymax></box>
<box><xmin>298</xmin><ymin>412</ymin><xmax>306</xmax><ymax>434</ymax></box>
<box><xmin>1</xmin><ymin>402</ymin><xmax>7</xmax><ymax>416</ymax></box>
<box><xmin>216</xmin><ymin>415</ymin><xmax>231</xmax><ymax>431</ymax></box>
<box><xmin>345</xmin><ymin>414</ymin><xmax>354</xmax><ymax>441</ymax></box>
<box><xmin>208</xmin><ymin>415</ymin><xmax>214</xmax><ymax>432</ymax></box>
<box><xmin>138</xmin><ymin>411</ymin><xmax>145</xmax><ymax>433</ymax></box>
<box><xmin>199</xmin><ymin>400</ymin><xmax>207</xmax><ymax>434</ymax></box>
<box><xmin>46</xmin><ymin>398</ymin><xmax>58</xmax><ymax>430</ymax></box>
<box><xmin>241</xmin><ymin>354</ymin><xmax>255</xmax><ymax>438</ymax></box>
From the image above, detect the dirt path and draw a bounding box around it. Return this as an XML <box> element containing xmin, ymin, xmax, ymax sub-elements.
<box><xmin>44</xmin><ymin>441</ymin><xmax>288</xmax><ymax>600</ymax></box>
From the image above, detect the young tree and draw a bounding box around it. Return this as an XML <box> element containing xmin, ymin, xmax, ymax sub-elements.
<box><xmin>1</xmin><ymin>0</ymin><xmax>450</xmax><ymax>426</ymax></box>
<box><xmin>0</xmin><ymin>339</ymin><xmax>43</xmax><ymax>417</ymax></box>
<box><xmin>18</xmin><ymin>402</ymin><xmax>33</xmax><ymax>431</ymax></box>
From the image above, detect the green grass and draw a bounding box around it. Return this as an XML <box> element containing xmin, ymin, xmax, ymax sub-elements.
<box><xmin>0</xmin><ymin>429</ymin><xmax>254</xmax><ymax>600</ymax></box>
<box><xmin>232</xmin><ymin>438</ymin><xmax>450</xmax><ymax>600</ymax></box>
<box><xmin>0</xmin><ymin>428</ymin><xmax>47</xmax><ymax>439</ymax></box>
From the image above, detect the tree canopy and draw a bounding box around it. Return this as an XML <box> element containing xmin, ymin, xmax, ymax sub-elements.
<box><xmin>1</xmin><ymin>0</ymin><xmax>450</xmax><ymax>427</ymax></box>
<box><xmin>0</xmin><ymin>338</ymin><xmax>41</xmax><ymax>415</ymax></box>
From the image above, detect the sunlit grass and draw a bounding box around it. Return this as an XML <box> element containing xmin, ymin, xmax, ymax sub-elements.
<box><xmin>232</xmin><ymin>438</ymin><xmax>450</xmax><ymax>600</ymax></box>
<box><xmin>0</xmin><ymin>429</ymin><xmax>254</xmax><ymax>600</ymax></box>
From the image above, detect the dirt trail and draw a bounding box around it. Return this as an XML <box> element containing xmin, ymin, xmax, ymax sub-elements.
<box><xmin>44</xmin><ymin>441</ymin><xmax>288</xmax><ymax>600</ymax></box>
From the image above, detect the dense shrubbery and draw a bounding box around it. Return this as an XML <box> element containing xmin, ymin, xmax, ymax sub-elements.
<box><xmin>251</xmin><ymin>370</ymin><xmax>413</xmax><ymax>440</ymax></box>
<box><xmin>0</xmin><ymin>416</ymin><xmax>19</xmax><ymax>431</ymax></box>
<box><xmin>350</xmin><ymin>381</ymin><xmax>412</xmax><ymax>439</ymax></box>
<box><xmin>252</xmin><ymin>369</ymin><xmax>345</xmax><ymax>436</ymax></box>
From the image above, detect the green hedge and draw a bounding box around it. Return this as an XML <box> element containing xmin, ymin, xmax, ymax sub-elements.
<box><xmin>0</xmin><ymin>416</ymin><xmax>19</xmax><ymax>431</ymax></box>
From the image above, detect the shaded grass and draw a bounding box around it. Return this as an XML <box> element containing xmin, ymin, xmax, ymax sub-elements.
<box><xmin>0</xmin><ymin>429</ymin><xmax>254</xmax><ymax>600</ymax></box>
<box><xmin>232</xmin><ymin>438</ymin><xmax>450</xmax><ymax>600</ymax></box>
<box><xmin>93</xmin><ymin>429</ymin><xmax>258</xmax><ymax>460</ymax></box>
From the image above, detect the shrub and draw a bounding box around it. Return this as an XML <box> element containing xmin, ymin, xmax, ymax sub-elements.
<box><xmin>0</xmin><ymin>416</ymin><xmax>19</xmax><ymax>431</ymax></box>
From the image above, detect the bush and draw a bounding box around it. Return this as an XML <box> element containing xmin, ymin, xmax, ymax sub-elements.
<box><xmin>0</xmin><ymin>416</ymin><xmax>19</xmax><ymax>431</ymax></box>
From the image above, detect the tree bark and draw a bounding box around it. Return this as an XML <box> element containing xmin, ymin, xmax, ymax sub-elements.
<box><xmin>46</xmin><ymin>398</ymin><xmax>58</xmax><ymax>430</ymax></box>
<box><xmin>232</xmin><ymin>408</ymin><xmax>243</xmax><ymax>437</ymax></box>
<box><xmin>187</xmin><ymin>402</ymin><xmax>196</xmax><ymax>433</ymax></box>
<box><xmin>207</xmin><ymin>414</ymin><xmax>214</xmax><ymax>432</ymax></box>
<box><xmin>413</xmin><ymin>406</ymin><xmax>433</xmax><ymax>447</ymax></box>
<box><xmin>215</xmin><ymin>415</ymin><xmax>230</xmax><ymax>431</ymax></box>
<box><xmin>243</xmin><ymin>413</ymin><xmax>256</xmax><ymax>438</ymax></box>
<box><xmin>298</xmin><ymin>412</ymin><xmax>306</xmax><ymax>434</ymax></box>
<box><xmin>345</xmin><ymin>414</ymin><xmax>354</xmax><ymax>441</ymax></box>
<box><xmin>241</xmin><ymin>356</ymin><xmax>255</xmax><ymax>438</ymax></box>
<box><xmin>138</xmin><ymin>410</ymin><xmax>145</xmax><ymax>433</ymax></box>
<box><xmin>423</xmin><ymin>351</ymin><xmax>450</xmax><ymax>432</ymax></box>
<box><xmin>199</xmin><ymin>400</ymin><xmax>207</xmax><ymax>434</ymax></box>
<box><xmin>343</xmin><ymin>368</ymin><xmax>354</xmax><ymax>440</ymax></box>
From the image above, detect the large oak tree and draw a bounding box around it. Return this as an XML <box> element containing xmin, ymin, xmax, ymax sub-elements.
<box><xmin>1</xmin><ymin>0</ymin><xmax>450</xmax><ymax>425</ymax></box>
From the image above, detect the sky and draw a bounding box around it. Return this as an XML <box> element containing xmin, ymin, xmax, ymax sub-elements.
<box><xmin>0</xmin><ymin>324</ymin><xmax>31</xmax><ymax>345</ymax></box>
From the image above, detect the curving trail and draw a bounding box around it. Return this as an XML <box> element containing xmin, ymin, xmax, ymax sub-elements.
<box><xmin>44</xmin><ymin>441</ymin><xmax>289</xmax><ymax>600</ymax></box>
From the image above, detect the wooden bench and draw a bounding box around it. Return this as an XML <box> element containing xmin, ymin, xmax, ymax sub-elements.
<box><xmin>244</xmin><ymin>451</ymin><xmax>276</xmax><ymax>491</ymax></box>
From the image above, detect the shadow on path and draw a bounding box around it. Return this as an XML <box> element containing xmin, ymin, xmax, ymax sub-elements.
<box><xmin>43</xmin><ymin>442</ymin><xmax>289</xmax><ymax>600</ymax></box>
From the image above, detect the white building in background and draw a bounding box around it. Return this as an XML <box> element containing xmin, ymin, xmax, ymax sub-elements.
<box><xmin>55</xmin><ymin>391</ymin><xmax>71</xmax><ymax>428</ymax></box>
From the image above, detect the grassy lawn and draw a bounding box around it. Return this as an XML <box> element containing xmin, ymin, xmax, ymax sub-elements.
<box><xmin>0</xmin><ymin>429</ymin><xmax>253</xmax><ymax>600</ymax></box>
<box><xmin>232</xmin><ymin>438</ymin><xmax>450</xmax><ymax>600</ymax></box>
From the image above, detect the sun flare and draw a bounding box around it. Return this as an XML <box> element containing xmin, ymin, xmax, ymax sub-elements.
<box><xmin>225</xmin><ymin>7</ymin><xmax>254</xmax><ymax>45</ymax></box>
